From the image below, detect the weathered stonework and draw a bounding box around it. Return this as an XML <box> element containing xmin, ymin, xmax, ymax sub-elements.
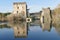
<box><xmin>41</xmin><ymin>8</ymin><xmax>51</xmax><ymax>24</ymax></box>
<box><xmin>13</xmin><ymin>2</ymin><xmax>27</xmax><ymax>18</ymax></box>
<box><xmin>7</xmin><ymin>2</ymin><xmax>28</xmax><ymax>22</ymax></box>
<box><xmin>40</xmin><ymin>8</ymin><xmax>52</xmax><ymax>31</ymax></box>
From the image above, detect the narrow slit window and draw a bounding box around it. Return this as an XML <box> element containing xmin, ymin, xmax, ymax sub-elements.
<box><xmin>17</xmin><ymin>11</ymin><xmax>18</xmax><ymax>13</ymax></box>
<box><xmin>17</xmin><ymin>7</ymin><xmax>19</xmax><ymax>9</ymax></box>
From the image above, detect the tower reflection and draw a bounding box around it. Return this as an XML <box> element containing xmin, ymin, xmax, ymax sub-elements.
<box><xmin>41</xmin><ymin>20</ymin><xmax>52</xmax><ymax>32</ymax></box>
<box><xmin>0</xmin><ymin>20</ymin><xmax>60</xmax><ymax>38</ymax></box>
<box><xmin>7</xmin><ymin>22</ymin><xmax>28</xmax><ymax>38</ymax></box>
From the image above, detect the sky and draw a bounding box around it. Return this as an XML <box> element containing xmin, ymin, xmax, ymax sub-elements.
<box><xmin>0</xmin><ymin>0</ymin><xmax>60</xmax><ymax>13</ymax></box>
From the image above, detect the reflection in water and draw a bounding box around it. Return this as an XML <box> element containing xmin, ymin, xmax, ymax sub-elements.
<box><xmin>7</xmin><ymin>22</ymin><xmax>28</xmax><ymax>38</ymax></box>
<box><xmin>41</xmin><ymin>20</ymin><xmax>52</xmax><ymax>32</ymax></box>
<box><xmin>30</xmin><ymin>20</ymin><xmax>41</xmax><ymax>26</ymax></box>
<box><xmin>0</xmin><ymin>23</ymin><xmax>11</xmax><ymax>28</ymax></box>
<box><xmin>53</xmin><ymin>22</ymin><xmax>60</xmax><ymax>35</ymax></box>
<box><xmin>0</xmin><ymin>20</ymin><xmax>60</xmax><ymax>39</ymax></box>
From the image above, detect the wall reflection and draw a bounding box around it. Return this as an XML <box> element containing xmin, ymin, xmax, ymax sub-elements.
<box><xmin>0</xmin><ymin>20</ymin><xmax>60</xmax><ymax>38</ymax></box>
<box><xmin>41</xmin><ymin>20</ymin><xmax>52</xmax><ymax>32</ymax></box>
<box><xmin>7</xmin><ymin>22</ymin><xmax>28</xmax><ymax>38</ymax></box>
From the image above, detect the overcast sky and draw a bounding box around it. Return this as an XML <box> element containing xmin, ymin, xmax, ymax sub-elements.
<box><xmin>0</xmin><ymin>0</ymin><xmax>60</xmax><ymax>13</ymax></box>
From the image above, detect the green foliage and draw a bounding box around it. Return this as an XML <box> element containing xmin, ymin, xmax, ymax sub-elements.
<box><xmin>0</xmin><ymin>12</ymin><xmax>11</xmax><ymax>17</ymax></box>
<box><xmin>0</xmin><ymin>12</ymin><xmax>11</xmax><ymax>21</ymax></box>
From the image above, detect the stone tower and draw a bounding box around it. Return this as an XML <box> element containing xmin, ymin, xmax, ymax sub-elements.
<box><xmin>41</xmin><ymin>8</ymin><xmax>51</xmax><ymax>24</ymax></box>
<box><xmin>13</xmin><ymin>2</ymin><xmax>27</xmax><ymax>18</ymax></box>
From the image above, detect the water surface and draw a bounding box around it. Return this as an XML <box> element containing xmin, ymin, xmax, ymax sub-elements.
<box><xmin>0</xmin><ymin>21</ymin><xmax>60</xmax><ymax>40</ymax></box>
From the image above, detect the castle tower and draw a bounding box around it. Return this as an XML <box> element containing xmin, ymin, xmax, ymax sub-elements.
<box><xmin>13</xmin><ymin>2</ymin><xmax>27</xmax><ymax>18</ymax></box>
